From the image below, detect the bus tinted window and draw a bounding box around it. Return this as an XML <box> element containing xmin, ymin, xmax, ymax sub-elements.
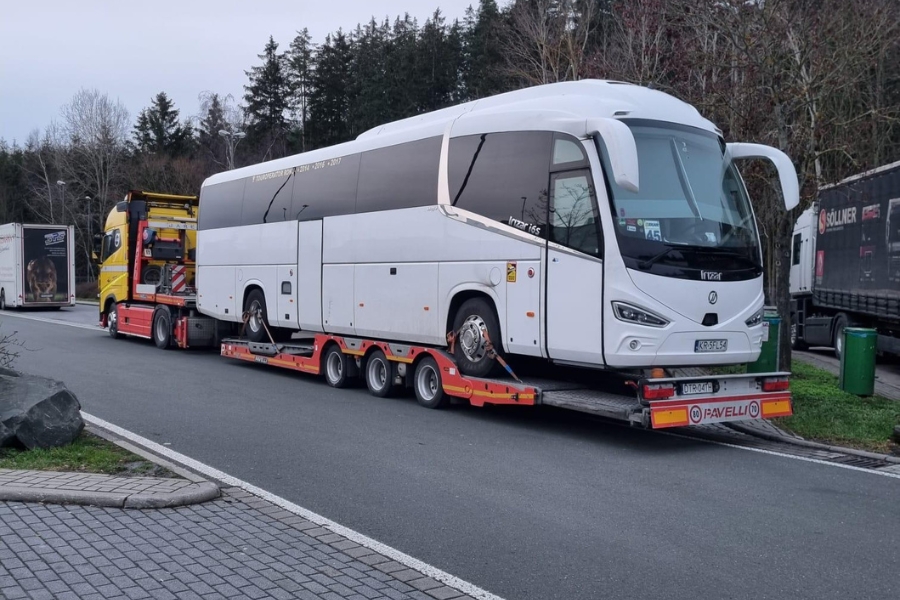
<box><xmin>242</xmin><ymin>169</ymin><xmax>295</xmax><ymax>225</ymax></box>
<box><xmin>449</xmin><ymin>131</ymin><xmax>552</xmax><ymax>237</ymax></box>
<box><xmin>356</xmin><ymin>136</ymin><xmax>442</xmax><ymax>213</ymax></box>
<box><xmin>291</xmin><ymin>153</ymin><xmax>361</xmax><ymax>220</ymax></box>
<box><xmin>198</xmin><ymin>179</ymin><xmax>246</xmax><ymax>230</ymax></box>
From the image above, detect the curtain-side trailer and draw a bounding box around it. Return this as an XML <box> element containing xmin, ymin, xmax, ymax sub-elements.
<box><xmin>790</xmin><ymin>159</ymin><xmax>900</xmax><ymax>358</ymax></box>
<box><xmin>0</xmin><ymin>223</ymin><xmax>76</xmax><ymax>310</ymax></box>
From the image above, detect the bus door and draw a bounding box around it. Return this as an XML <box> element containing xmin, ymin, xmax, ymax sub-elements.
<box><xmin>544</xmin><ymin>168</ymin><xmax>605</xmax><ymax>364</ymax></box>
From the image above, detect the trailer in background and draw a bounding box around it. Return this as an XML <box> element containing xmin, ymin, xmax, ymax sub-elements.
<box><xmin>0</xmin><ymin>223</ymin><xmax>76</xmax><ymax>310</ymax></box>
<box><xmin>790</xmin><ymin>159</ymin><xmax>900</xmax><ymax>358</ymax></box>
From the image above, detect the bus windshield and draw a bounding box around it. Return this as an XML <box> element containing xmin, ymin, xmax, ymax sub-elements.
<box><xmin>599</xmin><ymin>119</ymin><xmax>762</xmax><ymax>280</ymax></box>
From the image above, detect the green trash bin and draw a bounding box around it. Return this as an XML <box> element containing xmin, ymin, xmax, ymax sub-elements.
<box><xmin>839</xmin><ymin>327</ymin><xmax>877</xmax><ymax>396</ymax></box>
<box><xmin>747</xmin><ymin>308</ymin><xmax>781</xmax><ymax>374</ymax></box>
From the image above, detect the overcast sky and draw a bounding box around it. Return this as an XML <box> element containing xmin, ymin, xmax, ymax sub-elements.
<box><xmin>0</xmin><ymin>0</ymin><xmax>480</xmax><ymax>146</ymax></box>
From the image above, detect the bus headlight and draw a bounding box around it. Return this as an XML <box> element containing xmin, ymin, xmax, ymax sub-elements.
<box><xmin>745</xmin><ymin>308</ymin><xmax>764</xmax><ymax>328</ymax></box>
<box><xmin>612</xmin><ymin>301</ymin><xmax>669</xmax><ymax>328</ymax></box>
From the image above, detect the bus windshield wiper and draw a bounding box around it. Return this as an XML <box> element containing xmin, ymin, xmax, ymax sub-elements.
<box><xmin>638</xmin><ymin>245</ymin><xmax>683</xmax><ymax>270</ymax></box>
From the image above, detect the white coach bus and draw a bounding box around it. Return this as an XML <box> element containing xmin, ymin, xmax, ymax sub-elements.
<box><xmin>195</xmin><ymin>79</ymin><xmax>798</xmax><ymax>378</ymax></box>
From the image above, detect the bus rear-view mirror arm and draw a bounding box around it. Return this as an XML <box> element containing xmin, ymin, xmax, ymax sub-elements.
<box><xmin>586</xmin><ymin>117</ymin><xmax>640</xmax><ymax>193</ymax></box>
<box><xmin>726</xmin><ymin>142</ymin><xmax>800</xmax><ymax>212</ymax></box>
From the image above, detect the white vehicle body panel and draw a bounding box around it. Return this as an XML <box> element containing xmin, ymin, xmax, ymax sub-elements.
<box><xmin>0</xmin><ymin>223</ymin><xmax>76</xmax><ymax>308</ymax></box>
<box><xmin>195</xmin><ymin>80</ymin><xmax>797</xmax><ymax>370</ymax></box>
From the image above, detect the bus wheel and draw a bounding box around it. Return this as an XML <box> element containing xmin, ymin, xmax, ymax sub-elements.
<box><xmin>452</xmin><ymin>297</ymin><xmax>502</xmax><ymax>378</ymax></box>
<box><xmin>323</xmin><ymin>344</ymin><xmax>350</xmax><ymax>388</ymax></box>
<box><xmin>365</xmin><ymin>349</ymin><xmax>393</xmax><ymax>398</ymax></box>
<box><xmin>107</xmin><ymin>303</ymin><xmax>122</xmax><ymax>339</ymax></box>
<box><xmin>152</xmin><ymin>307</ymin><xmax>173</xmax><ymax>349</ymax></box>
<box><xmin>414</xmin><ymin>356</ymin><xmax>448</xmax><ymax>409</ymax></box>
<box><xmin>244</xmin><ymin>289</ymin><xmax>270</xmax><ymax>343</ymax></box>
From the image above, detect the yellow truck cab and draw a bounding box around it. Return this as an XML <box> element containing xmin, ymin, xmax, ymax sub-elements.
<box><xmin>93</xmin><ymin>190</ymin><xmax>218</xmax><ymax>348</ymax></box>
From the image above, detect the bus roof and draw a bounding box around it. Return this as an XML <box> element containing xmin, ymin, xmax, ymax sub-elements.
<box><xmin>202</xmin><ymin>79</ymin><xmax>719</xmax><ymax>189</ymax></box>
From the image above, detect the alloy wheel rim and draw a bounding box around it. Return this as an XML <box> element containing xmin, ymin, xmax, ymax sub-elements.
<box><xmin>459</xmin><ymin>316</ymin><xmax>488</xmax><ymax>362</ymax></box>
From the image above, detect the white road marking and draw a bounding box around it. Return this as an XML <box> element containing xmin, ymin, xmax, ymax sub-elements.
<box><xmin>0</xmin><ymin>310</ymin><xmax>104</xmax><ymax>333</ymax></box>
<box><xmin>655</xmin><ymin>429</ymin><xmax>900</xmax><ymax>480</ymax></box>
<box><xmin>82</xmin><ymin>412</ymin><xmax>507</xmax><ymax>600</ymax></box>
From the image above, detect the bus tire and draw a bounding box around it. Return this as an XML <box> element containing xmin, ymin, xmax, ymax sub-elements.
<box><xmin>365</xmin><ymin>349</ymin><xmax>393</xmax><ymax>398</ymax></box>
<box><xmin>107</xmin><ymin>303</ymin><xmax>122</xmax><ymax>339</ymax></box>
<box><xmin>451</xmin><ymin>297</ymin><xmax>502</xmax><ymax>378</ymax></box>
<box><xmin>323</xmin><ymin>344</ymin><xmax>350</xmax><ymax>388</ymax></box>
<box><xmin>414</xmin><ymin>356</ymin><xmax>448</xmax><ymax>409</ymax></box>
<box><xmin>244</xmin><ymin>289</ymin><xmax>270</xmax><ymax>343</ymax></box>
<box><xmin>152</xmin><ymin>307</ymin><xmax>173</xmax><ymax>349</ymax></box>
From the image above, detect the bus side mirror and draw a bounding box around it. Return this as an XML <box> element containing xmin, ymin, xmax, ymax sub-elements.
<box><xmin>726</xmin><ymin>142</ymin><xmax>800</xmax><ymax>211</ymax></box>
<box><xmin>586</xmin><ymin>117</ymin><xmax>640</xmax><ymax>193</ymax></box>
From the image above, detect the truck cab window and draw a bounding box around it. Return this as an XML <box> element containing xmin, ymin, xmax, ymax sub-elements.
<box><xmin>792</xmin><ymin>233</ymin><xmax>801</xmax><ymax>266</ymax></box>
<box><xmin>101</xmin><ymin>228</ymin><xmax>122</xmax><ymax>262</ymax></box>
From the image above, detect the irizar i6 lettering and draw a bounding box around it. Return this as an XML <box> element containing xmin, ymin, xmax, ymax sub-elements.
<box><xmin>93</xmin><ymin>79</ymin><xmax>798</xmax><ymax>430</ymax></box>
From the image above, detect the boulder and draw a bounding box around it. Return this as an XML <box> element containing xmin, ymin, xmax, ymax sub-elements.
<box><xmin>0</xmin><ymin>368</ymin><xmax>84</xmax><ymax>449</ymax></box>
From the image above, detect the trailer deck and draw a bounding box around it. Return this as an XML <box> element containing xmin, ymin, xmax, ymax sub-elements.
<box><xmin>219</xmin><ymin>333</ymin><xmax>793</xmax><ymax>430</ymax></box>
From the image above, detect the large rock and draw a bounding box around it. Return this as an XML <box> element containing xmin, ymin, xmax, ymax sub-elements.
<box><xmin>0</xmin><ymin>368</ymin><xmax>84</xmax><ymax>449</ymax></box>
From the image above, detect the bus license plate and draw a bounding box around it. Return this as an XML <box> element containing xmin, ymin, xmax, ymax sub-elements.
<box><xmin>680</xmin><ymin>381</ymin><xmax>713</xmax><ymax>395</ymax></box>
<box><xmin>695</xmin><ymin>339</ymin><xmax>727</xmax><ymax>353</ymax></box>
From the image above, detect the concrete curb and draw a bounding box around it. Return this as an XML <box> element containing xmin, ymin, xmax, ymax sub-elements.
<box><xmin>727</xmin><ymin>421</ymin><xmax>900</xmax><ymax>464</ymax></box>
<box><xmin>0</xmin><ymin>481</ymin><xmax>220</xmax><ymax>509</ymax></box>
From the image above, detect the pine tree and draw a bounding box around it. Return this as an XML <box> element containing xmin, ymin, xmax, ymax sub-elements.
<box><xmin>197</xmin><ymin>92</ymin><xmax>227</xmax><ymax>167</ymax></box>
<box><xmin>243</xmin><ymin>36</ymin><xmax>291</xmax><ymax>158</ymax></box>
<box><xmin>308</xmin><ymin>30</ymin><xmax>353</xmax><ymax>148</ymax></box>
<box><xmin>463</xmin><ymin>0</ymin><xmax>507</xmax><ymax>99</ymax></box>
<box><xmin>286</xmin><ymin>28</ymin><xmax>315</xmax><ymax>152</ymax></box>
<box><xmin>131</xmin><ymin>92</ymin><xmax>193</xmax><ymax>157</ymax></box>
<box><xmin>348</xmin><ymin>18</ymin><xmax>391</xmax><ymax>136</ymax></box>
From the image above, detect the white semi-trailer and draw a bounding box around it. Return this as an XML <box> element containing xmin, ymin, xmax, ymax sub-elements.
<box><xmin>0</xmin><ymin>223</ymin><xmax>76</xmax><ymax>310</ymax></box>
<box><xmin>100</xmin><ymin>80</ymin><xmax>800</xmax><ymax>430</ymax></box>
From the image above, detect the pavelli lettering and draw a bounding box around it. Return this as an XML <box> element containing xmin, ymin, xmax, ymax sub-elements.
<box><xmin>703</xmin><ymin>404</ymin><xmax>749</xmax><ymax>420</ymax></box>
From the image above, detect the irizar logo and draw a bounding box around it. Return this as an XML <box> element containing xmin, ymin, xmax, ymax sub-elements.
<box><xmin>701</xmin><ymin>270</ymin><xmax>722</xmax><ymax>281</ymax></box>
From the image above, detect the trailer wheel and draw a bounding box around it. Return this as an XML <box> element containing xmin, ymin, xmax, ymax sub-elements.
<box><xmin>365</xmin><ymin>349</ymin><xmax>393</xmax><ymax>398</ymax></box>
<box><xmin>152</xmin><ymin>307</ymin><xmax>173</xmax><ymax>349</ymax></box>
<box><xmin>833</xmin><ymin>314</ymin><xmax>848</xmax><ymax>359</ymax></box>
<box><xmin>107</xmin><ymin>303</ymin><xmax>122</xmax><ymax>339</ymax></box>
<box><xmin>323</xmin><ymin>344</ymin><xmax>350</xmax><ymax>388</ymax></box>
<box><xmin>0</xmin><ymin>290</ymin><xmax>5</xmax><ymax>310</ymax></box>
<box><xmin>414</xmin><ymin>356</ymin><xmax>448</xmax><ymax>409</ymax></box>
<box><xmin>451</xmin><ymin>297</ymin><xmax>503</xmax><ymax>378</ymax></box>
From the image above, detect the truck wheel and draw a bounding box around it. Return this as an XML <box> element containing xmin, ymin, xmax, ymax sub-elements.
<box><xmin>451</xmin><ymin>297</ymin><xmax>503</xmax><ymax>378</ymax></box>
<box><xmin>365</xmin><ymin>349</ymin><xmax>393</xmax><ymax>398</ymax></box>
<box><xmin>152</xmin><ymin>307</ymin><xmax>173</xmax><ymax>349</ymax></box>
<box><xmin>833</xmin><ymin>314</ymin><xmax>847</xmax><ymax>359</ymax></box>
<box><xmin>107</xmin><ymin>303</ymin><xmax>122</xmax><ymax>339</ymax></box>
<box><xmin>244</xmin><ymin>289</ymin><xmax>270</xmax><ymax>343</ymax></box>
<box><xmin>790</xmin><ymin>318</ymin><xmax>808</xmax><ymax>351</ymax></box>
<box><xmin>323</xmin><ymin>344</ymin><xmax>350</xmax><ymax>388</ymax></box>
<box><xmin>414</xmin><ymin>356</ymin><xmax>448</xmax><ymax>409</ymax></box>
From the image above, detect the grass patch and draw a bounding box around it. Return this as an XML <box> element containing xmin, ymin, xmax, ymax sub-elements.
<box><xmin>0</xmin><ymin>430</ymin><xmax>178</xmax><ymax>477</ymax></box>
<box><xmin>775</xmin><ymin>361</ymin><xmax>900</xmax><ymax>453</ymax></box>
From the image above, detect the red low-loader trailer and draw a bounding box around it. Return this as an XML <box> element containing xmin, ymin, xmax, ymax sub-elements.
<box><xmin>218</xmin><ymin>329</ymin><xmax>793</xmax><ymax>429</ymax></box>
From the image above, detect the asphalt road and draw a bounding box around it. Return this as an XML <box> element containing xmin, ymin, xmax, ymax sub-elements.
<box><xmin>3</xmin><ymin>305</ymin><xmax>899</xmax><ymax>600</ymax></box>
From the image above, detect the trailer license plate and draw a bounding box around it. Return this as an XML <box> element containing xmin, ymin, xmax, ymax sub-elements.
<box><xmin>680</xmin><ymin>381</ymin><xmax>713</xmax><ymax>395</ymax></box>
<box><xmin>695</xmin><ymin>339</ymin><xmax>727</xmax><ymax>353</ymax></box>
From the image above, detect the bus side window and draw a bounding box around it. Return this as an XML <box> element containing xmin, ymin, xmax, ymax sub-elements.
<box><xmin>449</xmin><ymin>131</ymin><xmax>553</xmax><ymax>237</ymax></box>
